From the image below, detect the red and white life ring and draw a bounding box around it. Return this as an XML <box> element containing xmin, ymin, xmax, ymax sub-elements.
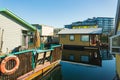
<box><xmin>0</xmin><ymin>55</ymin><xmax>20</xmax><ymax>75</ymax></box>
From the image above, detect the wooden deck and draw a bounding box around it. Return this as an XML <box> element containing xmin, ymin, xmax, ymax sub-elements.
<box><xmin>17</xmin><ymin>60</ymin><xmax>60</xmax><ymax>80</ymax></box>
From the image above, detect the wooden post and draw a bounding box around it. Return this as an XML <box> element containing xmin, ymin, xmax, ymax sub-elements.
<box><xmin>43</xmin><ymin>52</ymin><xmax>46</xmax><ymax>64</ymax></box>
<box><xmin>89</xmin><ymin>35</ymin><xmax>90</xmax><ymax>46</ymax></box>
<box><xmin>0</xmin><ymin>29</ymin><xmax>4</xmax><ymax>53</ymax></box>
<box><xmin>50</xmin><ymin>51</ymin><xmax>53</xmax><ymax>64</ymax></box>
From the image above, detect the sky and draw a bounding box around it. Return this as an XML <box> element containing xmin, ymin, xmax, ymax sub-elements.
<box><xmin>0</xmin><ymin>0</ymin><xmax>118</xmax><ymax>28</ymax></box>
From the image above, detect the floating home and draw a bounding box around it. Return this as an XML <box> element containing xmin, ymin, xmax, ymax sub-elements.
<box><xmin>110</xmin><ymin>0</ymin><xmax>120</xmax><ymax>79</ymax></box>
<box><xmin>0</xmin><ymin>9</ymin><xmax>62</xmax><ymax>80</ymax></box>
<box><xmin>58</xmin><ymin>28</ymin><xmax>102</xmax><ymax>50</ymax></box>
<box><xmin>32</xmin><ymin>24</ymin><xmax>54</xmax><ymax>43</ymax></box>
<box><xmin>0</xmin><ymin>8</ymin><xmax>36</xmax><ymax>53</ymax></box>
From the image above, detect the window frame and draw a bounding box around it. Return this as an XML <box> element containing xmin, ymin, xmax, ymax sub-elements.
<box><xmin>81</xmin><ymin>35</ymin><xmax>89</xmax><ymax>42</ymax></box>
<box><xmin>69</xmin><ymin>34</ymin><xmax>75</xmax><ymax>41</ymax></box>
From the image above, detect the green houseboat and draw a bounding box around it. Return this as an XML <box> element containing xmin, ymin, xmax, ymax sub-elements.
<box><xmin>0</xmin><ymin>8</ymin><xmax>62</xmax><ymax>80</ymax></box>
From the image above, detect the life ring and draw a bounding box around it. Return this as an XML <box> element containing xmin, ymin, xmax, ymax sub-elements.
<box><xmin>0</xmin><ymin>55</ymin><xmax>20</xmax><ymax>75</ymax></box>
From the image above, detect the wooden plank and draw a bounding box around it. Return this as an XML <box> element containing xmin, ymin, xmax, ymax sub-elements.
<box><xmin>17</xmin><ymin>60</ymin><xmax>60</xmax><ymax>80</ymax></box>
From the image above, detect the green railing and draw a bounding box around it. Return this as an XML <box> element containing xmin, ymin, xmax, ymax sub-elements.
<box><xmin>0</xmin><ymin>44</ymin><xmax>61</xmax><ymax>69</ymax></box>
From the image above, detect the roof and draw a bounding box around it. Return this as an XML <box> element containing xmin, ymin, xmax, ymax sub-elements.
<box><xmin>58</xmin><ymin>28</ymin><xmax>102</xmax><ymax>35</ymax></box>
<box><xmin>96</xmin><ymin>17</ymin><xmax>114</xmax><ymax>19</ymax></box>
<box><xmin>0</xmin><ymin>8</ymin><xmax>36</xmax><ymax>31</ymax></box>
<box><xmin>110</xmin><ymin>33</ymin><xmax>120</xmax><ymax>39</ymax></box>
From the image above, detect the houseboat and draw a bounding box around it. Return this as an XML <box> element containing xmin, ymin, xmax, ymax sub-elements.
<box><xmin>58</xmin><ymin>28</ymin><xmax>102</xmax><ymax>50</ymax></box>
<box><xmin>0</xmin><ymin>8</ymin><xmax>62</xmax><ymax>80</ymax></box>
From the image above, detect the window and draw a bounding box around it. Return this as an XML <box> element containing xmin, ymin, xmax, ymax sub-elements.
<box><xmin>81</xmin><ymin>35</ymin><xmax>89</xmax><ymax>42</ymax></box>
<box><xmin>80</xmin><ymin>56</ymin><xmax>89</xmax><ymax>62</ymax></box>
<box><xmin>70</xmin><ymin>35</ymin><xmax>75</xmax><ymax>41</ymax></box>
<box><xmin>29</xmin><ymin>36</ymin><xmax>34</xmax><ymax>44</ymax></box>
<box><xmin>69</xmin><ymin>55</ymin><xmax>74</xmax><ymax>61</ymax></box>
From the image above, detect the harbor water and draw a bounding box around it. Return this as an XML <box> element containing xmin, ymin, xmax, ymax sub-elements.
<box><xmin>37</xmin><ymin>49</ymin><xmax>116</xmax><ymax>80</ymax></box>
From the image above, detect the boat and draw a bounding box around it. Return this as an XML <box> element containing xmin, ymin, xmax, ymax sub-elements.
<box><xmin>0</xmin><ymin>30</ymin><xmax>62</xmax><ymax>80</ymax></box>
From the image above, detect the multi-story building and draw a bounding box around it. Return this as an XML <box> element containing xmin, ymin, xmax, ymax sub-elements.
<box><xmin>95</xmin><ymin>17</ymin><xmax>114</xmax><ymax>34</ymax></box>
<box><xmin>65</xmin><ymin>17</ymin><xmax>114</xmax><ymax>34</ymax></box>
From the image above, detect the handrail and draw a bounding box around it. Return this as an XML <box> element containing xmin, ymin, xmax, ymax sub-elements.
<box><xmin>50</xmin><ymin>44</ymin><xmax>61</xmax><ymax>49</ymax></box>
<box><xmin>36</xmin><ymin>49</ymin><xmax>53</xmax><ymax>53</ymax></box>
<box><xmin>0</xmin><ymin>44</ymin><xmax>61</xmax><ymax>58</ymax></box>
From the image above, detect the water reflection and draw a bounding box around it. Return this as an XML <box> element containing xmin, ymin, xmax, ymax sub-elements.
<box><xmin>100</xmin><ymin>49</ymin><xmax>113</xmax><ymax>60</ymax></box>
<box><xmin>37</xmin><ymin>49</ymin><xmax>115</xmax><ymax>80</ymax></box>
<box><xmin>60</xmin><ymin>49</ymin><xmax>115</xmax><ymax>80</ymax></box>
<box><xmin>62</xmin><ymin>49</ymin><xmax>102</xmax><ymax>66</ymax></box>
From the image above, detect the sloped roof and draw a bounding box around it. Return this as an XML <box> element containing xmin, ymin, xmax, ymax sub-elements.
<box><xmin>0</xmin><ymin>8</ymin><xmax>36</xmax><ymax>31</ymax></box>
<box><xmin>58</xmin><ymin>28</ymin><xmax>102</xmax><ymax>34</ymax></box>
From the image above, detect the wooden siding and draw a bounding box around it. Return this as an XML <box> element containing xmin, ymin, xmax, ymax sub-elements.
<box><xmin>116</xmin><ymin>54</ymin><xmax>120</xmax><ymax>78</ymax></box>
<box><xmin>59</xmin><ymin>34</ymin><xmax>89</xmax><ymax>46</ymax></box>
<box><xmin>0</xmin><ymin>13</ymin><xmax>28</xmax><ymax>53</ymax></box>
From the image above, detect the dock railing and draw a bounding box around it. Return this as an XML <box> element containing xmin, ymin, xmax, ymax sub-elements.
<box><xmin>0</xmin><ymin>44</ymin><xmax>62</xmax><ymax>80</ymax></box>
